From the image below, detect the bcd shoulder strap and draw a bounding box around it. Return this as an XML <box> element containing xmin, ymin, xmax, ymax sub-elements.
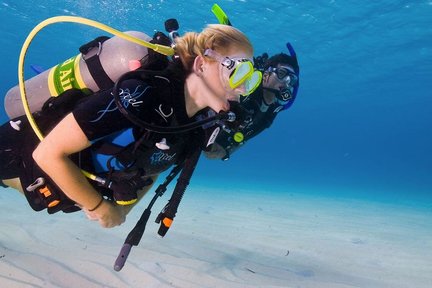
<box><xmin>79</xmin><ymin>36</ymin><xmax>113</xmax><ymax>91</ymax></box>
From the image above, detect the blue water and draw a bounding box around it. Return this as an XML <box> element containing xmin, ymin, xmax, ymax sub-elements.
<box><xmin>1</xmin><ymin>0</ymin><xmax>431</xmax><ymax>206</ymax></box>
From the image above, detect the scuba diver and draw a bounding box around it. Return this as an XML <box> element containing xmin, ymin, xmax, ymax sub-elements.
<box><xmin>204</xmin><ymin>44</ymin><xmax>300</xmax><ymax>160</ymax></box>
<box><xmin>0</xmin><ymin>23</ymin><xmax>261</xmax><ymax>229</ymax></box>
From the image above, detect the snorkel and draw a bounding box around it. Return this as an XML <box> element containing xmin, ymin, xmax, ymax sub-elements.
<box><xmin>284</xmin><ymin>42</ymin><xmax>300</xmax><ymax>110</ymax></box>
<box><xmin>262</xmin><ymin>42</ymin><xmax>300</xmax><ymax>110</ymax></box>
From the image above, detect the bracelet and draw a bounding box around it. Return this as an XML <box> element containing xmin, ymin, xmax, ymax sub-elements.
<box><xmin>88</xmin><ymin>197</ymin><xmax>104</xmax><ymax>212</ymax></box>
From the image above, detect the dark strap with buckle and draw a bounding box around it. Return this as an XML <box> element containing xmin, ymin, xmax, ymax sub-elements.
<box><xmin>79</xmin><ymin>36</ymin><xmax>114</xmax><ymax>91</ymax></box>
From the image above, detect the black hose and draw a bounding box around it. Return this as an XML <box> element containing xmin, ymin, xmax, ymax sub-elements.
<box><xmin>113</xmin><ymin>163</ymin><xmax>184</xmax><ymax>271</ymax></box>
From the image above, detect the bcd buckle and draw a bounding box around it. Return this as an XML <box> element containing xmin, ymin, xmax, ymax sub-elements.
<box><xmin>26</xmin><ymin>177</ymin><xmax>60</xmax><ymax>208</ymax></box>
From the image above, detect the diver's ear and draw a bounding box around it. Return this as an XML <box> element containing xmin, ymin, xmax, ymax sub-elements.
<box><xmin>262</xmin><ymin>71</ymin><xmax>270</xmax><ymax>83</ymax></box>
<box><xmin>193</xmin><ymin>55</ymin><xmax>206</xmax><ymax>75</ymax></box>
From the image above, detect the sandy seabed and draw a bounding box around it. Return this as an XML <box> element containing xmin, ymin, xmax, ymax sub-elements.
<box><xmin>1</xmin><ymin>185</ymin><xmax>431</xmax><ymax>288</ymax></box>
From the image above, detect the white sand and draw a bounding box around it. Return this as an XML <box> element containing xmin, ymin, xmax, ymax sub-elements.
<box><xmin>1</xmin><ymin>185</ymin><xmax>431</xmax><ymax>288</ymax></box>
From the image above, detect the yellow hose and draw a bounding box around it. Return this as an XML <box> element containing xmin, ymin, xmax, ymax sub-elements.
<box><xmin>18</xmin><ymin>16</ymin><xmax>174</xmax><ymax>182</ymax></box>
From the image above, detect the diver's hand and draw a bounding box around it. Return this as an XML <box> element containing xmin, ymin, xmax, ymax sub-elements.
<box><xmin>84</xmin><ymin>200</ymin><xmax>126</xmax><ymax>228</ymax></box>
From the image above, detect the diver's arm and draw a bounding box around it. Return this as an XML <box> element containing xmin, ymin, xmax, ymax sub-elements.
<box><xmin>33</xmin><ymin>113</ymin><xmax>125</xmax><ymax>228</ymax></box>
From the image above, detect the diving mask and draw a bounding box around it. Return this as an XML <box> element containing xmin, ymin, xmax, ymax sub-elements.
<box><xmin>268</xmin><ymin>65</ymin><xmax>298</xmax><ymax>102</ymax></box>
<box><xmin>204</xmin><ymin>49</ymin><xmax>262</xmax><ymax>96</ymax></box>
<box><xmin>269</xmin><ymin>66</ymin><xmax>298</xmax><ymax>87</ymax></box>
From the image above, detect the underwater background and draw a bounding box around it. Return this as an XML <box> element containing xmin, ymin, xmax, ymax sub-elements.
<box><xmin>1</xmin><ymin>0</ymin><xmax>430</xmax><ymax>205</ymax></box>
<box><xmin>1</xmin><ymin>1</ymin><xmax>431</xmax><ymax>287</ymax></box>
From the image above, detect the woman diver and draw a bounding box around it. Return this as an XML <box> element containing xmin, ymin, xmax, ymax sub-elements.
<box><xmin>0</xmin><ymin>24</ymin><xmax>261</xmax><ymax>228</ymax></box>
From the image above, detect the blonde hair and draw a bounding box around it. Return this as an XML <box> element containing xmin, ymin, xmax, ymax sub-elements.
<box><xmin>174</xmin><ymin>24</ymin><xmax>253</xmax><ymax>73</ymax></box>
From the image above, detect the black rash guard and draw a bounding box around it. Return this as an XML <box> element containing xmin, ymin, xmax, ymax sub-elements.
<box><xmin>73</xmin><ymin>79</ymin><xmax>157</xmax><ymax>141</ymax></box>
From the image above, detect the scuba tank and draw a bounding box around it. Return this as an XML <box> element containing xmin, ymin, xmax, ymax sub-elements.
<box><xmin>5</xmin><ymin>31</ymin><xmax>152</xmax><ymax>119</ymax></box>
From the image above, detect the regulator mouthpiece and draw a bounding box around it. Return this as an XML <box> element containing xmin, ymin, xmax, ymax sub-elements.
<box><xmin>226</xmin><ymin>111</ymin><xmax>236</xmax><ymax>122</ymax></box>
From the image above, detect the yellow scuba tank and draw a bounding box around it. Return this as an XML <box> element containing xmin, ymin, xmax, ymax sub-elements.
<box><xmin>5</xmin><ymin>31</ymin><xmax>152</xmax><ymax>119</ymax></box>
